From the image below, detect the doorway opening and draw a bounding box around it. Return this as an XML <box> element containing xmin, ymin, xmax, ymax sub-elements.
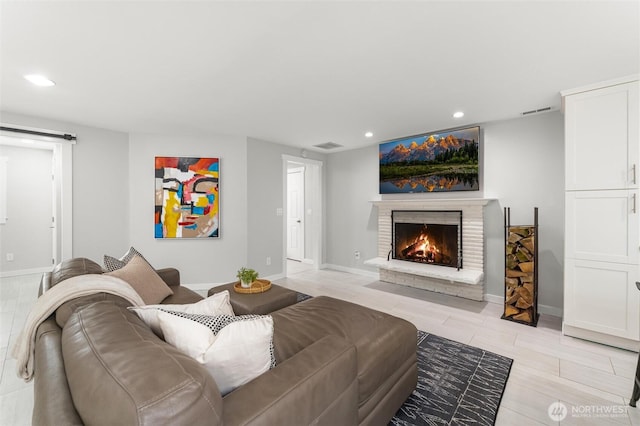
<box><xmin>287</xmin><ymin>165</ymin><xmax>305</xmax><ymax>262</ymax></box>
<box><xmin>0</xmin><ymin>132</ymin><xmax>73</xmax><ymax>276</ymax></box>
<box><xmin>282</xmin><ymin>155</ymin><xmax>322</xmax><ymax>277</ymax></box>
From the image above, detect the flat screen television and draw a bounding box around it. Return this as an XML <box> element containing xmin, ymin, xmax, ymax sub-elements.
<box><xmin>379</xmin><ymin>126</ymin><xmax>480</xmax><ymax>194</ymax></box>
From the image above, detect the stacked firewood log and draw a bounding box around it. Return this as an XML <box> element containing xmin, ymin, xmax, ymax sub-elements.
<box><xmin>504</xmin><ymin>226</ymin><xmax>535</xmax><ymax>324</ymax></box>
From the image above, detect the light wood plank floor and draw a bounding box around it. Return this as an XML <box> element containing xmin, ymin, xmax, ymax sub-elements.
<box><xmin>2</xmin><ymin>266</ymin><xmax>640</xmax><ymax>425</ymax></box>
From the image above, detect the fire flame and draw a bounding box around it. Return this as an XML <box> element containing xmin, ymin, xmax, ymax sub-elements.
<box><xmin>411</xmin><ymin>232</ymin><xmax>440</xmax><ymax>259</ymax></box>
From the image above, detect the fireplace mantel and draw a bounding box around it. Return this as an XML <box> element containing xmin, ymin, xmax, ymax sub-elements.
<box><xmin>370</xmin><ymin>198</ymin><xmax>494</xmax><ymax>208</ymax></box>
<box><xmin>367</xmin><ymin>197</ymin><xmax>495</xmax><ymax>301</ymax></box>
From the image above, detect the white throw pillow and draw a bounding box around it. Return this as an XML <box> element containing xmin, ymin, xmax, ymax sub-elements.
<box><xmin>128</xmin><ymin>290</ymin><xmax>234</xmax><ymax>336</ymax></box>
<box><xmin>157</xmin><ymin>311</ymin><xmax>275</xmax><ymax>395</ymax></box>
<box><xmin>156</xmin><ymin>312</ymin><xmax>215</xmax><ymax>360</ymax></box>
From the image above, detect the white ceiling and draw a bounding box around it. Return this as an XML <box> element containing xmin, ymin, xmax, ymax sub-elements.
<box><xmin>1</xmin><ymin>1</ymin><xmax>638</xmax><ymax>152</ymax></box>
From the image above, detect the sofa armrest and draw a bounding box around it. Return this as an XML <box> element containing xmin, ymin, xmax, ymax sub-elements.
<box><xmin>223</xmin><ymin>335</ymin><xmax>358</xmax><ymax>425</ymax></box>
<box><xmin>33</xmin><ymin>318</ymin><xmax>83</xmax><ymax>426</ymax></box>
<box><xmin>62</xmin><ymin>302</ymin><xmax>223</xmax><ymax>425</ymax></box>
<box><xmin>156</xmin><ymin>267</ymin><xmax>180</xmax><ymax>287</ymax></box>
<box><xmin>38</xmin><ymin>272</ymin><xmax>53</xmax><ymax>297</ymax></box>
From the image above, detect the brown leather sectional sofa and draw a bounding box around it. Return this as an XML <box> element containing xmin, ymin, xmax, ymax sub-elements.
<box><xmin>32</xmin><ymin>258</ymin><xmax>418</xmax><ymax>425</ymax></box>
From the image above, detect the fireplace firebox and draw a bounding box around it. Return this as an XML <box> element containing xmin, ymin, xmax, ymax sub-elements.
<box><xmin>392</xmin><ymin>210</ymin><xmax>462</xmax><ymax>269</ymax></box>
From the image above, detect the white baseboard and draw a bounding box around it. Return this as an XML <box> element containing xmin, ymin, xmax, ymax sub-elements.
<box><xmin>184</xmin><ymin>271</ymin><xmax>563</xmax><ymax>319</ymax></box>
<box><xmin>318</xmin><ymin>266</ymin><xmax>563</xmax><ymax>317</ymax></box>
<box><xmin>264</xmin><ymin>272</ymin><xmax>286</xmax><ymax>282</ymax></box>
<box><xmin>563</xmin><ymin>323</ymin><xmax>639</xmax><ymax>352</ymax></box>
<box><xmin>0</xmin><ymin>266</ymin><xmax>50</xmax><ymax>278</ymax></box>
<box><xmin>484</xmin><ymin>293</ymin><xmax>563</xmax><ymax>318</ymax></box>
<box><xmin>321</xmin><ymin>263</ymin><xmax>380</xmax><ymax>279</ymax></box>
<box><xmin>183</xmin><ymin>282</ymin><xmax>227</xmax><ymax>292</ymax></box>
<box><xmin>184</xmin><ymin>273</ymin><xmax>287</xmax><ymax>293</ymax></box>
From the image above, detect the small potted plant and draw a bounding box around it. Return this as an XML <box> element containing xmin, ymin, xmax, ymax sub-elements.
<box><xmin>237</xmin><ymin>267</ymin><xmax>259</xmax><ymax>288</ymax></box>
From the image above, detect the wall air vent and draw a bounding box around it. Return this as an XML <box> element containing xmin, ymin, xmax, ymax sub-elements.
<box><xmin>521</xmin><ymin>106</ymin><xmax>553</xmax><ymax>116</ymax></box>
<box><xmin>313</xmin><ymin>142</ymin><xmax>343</xmax><ymax>150</ymax></box>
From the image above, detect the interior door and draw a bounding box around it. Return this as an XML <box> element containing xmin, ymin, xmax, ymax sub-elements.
<box><xmin>287</xmin><ymin>167</ymin><xmax>305</xmax><ymax>261</ymax></box>
<box><xmin>0</xmin><ymin>141</ymin><xmax>54</xmax><ymax>271</ymax></box>
<box><xmin>51</xmin><ymin>151</ymin><xmax>57</xmax><ymax>265</ymax></box>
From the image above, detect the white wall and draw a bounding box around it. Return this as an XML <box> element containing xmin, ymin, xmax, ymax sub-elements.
<box><xmin>0</xmin><ymin>112</ymin><xmax>325</xmax><ymax>284</ymax></box>
<box><xmin>246</xmin><ymin>138</ymin><xmax>325</xmax><ymax>277</ymax></box>
<box><xmin>0</xmin><ymin>144</ymin><xmax>53</xmax><ymax>272</ymax></box>
<box><xmin>0</xmin><ymin>112</ymin><xmax>130</xmax><ymax>263</ymax></box>
<box><xmin>325</xmin><ymin>111</ymin><xmax>565</xmax><ymax>312</ymax></box>
<box><xmin>325</xmin><ymin>145</ymin><xmax>379</xmax><ymax>272</ymax></box>
<box><xmin>483</xmin><ymin>111</ymin><xmax>564</xmax><ymax>313</ymax></box>
<box><xmin>128</xmin><ymin>133</ymin><xmax>248</xmax><ymax>284</ymax></box>
<box><xmin>2</xmin><ymin>110</ymin><xmax>564</xmax><ymax>312</ymax></box>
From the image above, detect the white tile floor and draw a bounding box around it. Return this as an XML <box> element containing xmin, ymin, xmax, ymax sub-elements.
<box><xmin>0</xmin><ymin>273</ymin><xmax>39</xmax><ymax>426</ymax></box>
<box><xmin>1</xmin><ymin>265</ymin><xmax>640</xmax><ymax>425</ymax></box>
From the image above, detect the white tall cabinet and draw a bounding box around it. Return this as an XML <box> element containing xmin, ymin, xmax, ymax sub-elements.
<box><xmin>562</xmin><ymin>76</ymin><xmax>640</xmax><ymax>350</ymax></box>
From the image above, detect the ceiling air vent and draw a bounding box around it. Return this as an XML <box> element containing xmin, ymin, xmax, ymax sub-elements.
<box><xmin>521</xmin><ymin>106</ymin><xmax>553</xmax><ymax>116</ymax></box>
<box><xmin>313</xmin><ymin>142</ymin><xmax>343</xmax><ymax>150</ymax></box>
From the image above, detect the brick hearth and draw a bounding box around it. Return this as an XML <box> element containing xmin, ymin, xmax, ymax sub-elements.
<box><xmin>366</xmin><ymin>198</ymin><xmax>493</xmax><ymax>301</ymax></box>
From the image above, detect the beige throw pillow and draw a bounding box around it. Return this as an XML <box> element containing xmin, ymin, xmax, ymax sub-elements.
<box><xmin>106</xmin><ymin>254</ymin><xmax>173</xmax><ymax>304</ymax></box>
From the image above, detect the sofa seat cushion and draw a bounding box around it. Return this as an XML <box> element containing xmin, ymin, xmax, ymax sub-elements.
<box><xmin>222</xmin><ymin>335</ymin><xmax>359</xmax><ymax>426</ymax></box>
<box><xmin>159</xmin><ymin>285</ymin><xmax>203</xmax><ymax>304</ymax></box>
<box><xmin>271</xmin><ymin>296</ymin><xmax>417</xmax><ymax>413</ymax></box>
<box><xmin>62</xmin><ymin>301</ymin><xmax>223</xmax><ymax>425</ymax></box>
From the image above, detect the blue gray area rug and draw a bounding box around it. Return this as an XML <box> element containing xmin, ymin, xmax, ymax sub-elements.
<box><xmin>390</xmin><ymin>331</ymin><xmax>513</xmax><ymax>426</ymax></box>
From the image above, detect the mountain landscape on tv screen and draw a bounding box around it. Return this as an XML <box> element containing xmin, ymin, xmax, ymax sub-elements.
<box><xmin>379</xmin><ymin>128</ymin><xmax>479</xmax><ymax>193</ymax></box>
<box><xmin>380</xmin><ymin>134</ymin><xmax>477</xmax><ymax>164</ymax></box>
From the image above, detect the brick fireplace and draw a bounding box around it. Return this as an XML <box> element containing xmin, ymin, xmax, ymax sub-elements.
<box><xmin>365</xmin><ymin>198</ymin><xmax>492</xmax><ymax>301</ymax></box>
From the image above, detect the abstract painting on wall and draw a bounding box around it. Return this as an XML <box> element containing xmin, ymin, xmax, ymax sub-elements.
<box><xmin>155</xmin><ymin>157</ymin><xmax>220</xmax><ymax>238</ymax></box>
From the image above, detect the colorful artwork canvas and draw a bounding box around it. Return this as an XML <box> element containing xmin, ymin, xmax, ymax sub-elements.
<box><xmin>155</xmin><ymin>157</ymin><xmax>220</xmax><ymax>238</ymax></box>
<box><xmin>379</xmin><ymin>126</ymin><xmax>480</xmax><ymax>193</ymax></box>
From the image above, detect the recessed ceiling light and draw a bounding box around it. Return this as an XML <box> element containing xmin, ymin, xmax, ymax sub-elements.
<box><xmin>24</xmin><ymin>74</ymin><xmax>55</xmax><ymax>87</ymax></box>
<box><xmin>365</xmin><ymin>131</ymin><xmax>373</xmax><ymax>138</ymax></box>
<box><xmin>453</xmin><ymin>111</ymin><xmax>464</xmax><ymax>119</ymax></box>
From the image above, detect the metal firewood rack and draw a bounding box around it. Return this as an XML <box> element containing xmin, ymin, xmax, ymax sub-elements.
<box><xmin>501</xmin><ymin>207</ymin><xmax>539</xmax><ymax>327</ymax></box>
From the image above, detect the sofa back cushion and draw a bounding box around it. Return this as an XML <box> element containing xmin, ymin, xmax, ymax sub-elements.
<box><xmin>50</xmin><ymin>258</ymin><xmax>103</xmax><ymax>287</ymax></box>
<box><xmin>62</xmin><ymin>301</ymin><xmax>223</xmax><ymax>425</ymax></box>
<box><xmin>56</xmin><ymin>293</ymin><xmax>132</xmax><ymax>328</ymax></box>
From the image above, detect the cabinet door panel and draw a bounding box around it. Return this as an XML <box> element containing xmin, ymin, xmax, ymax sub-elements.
<box><xmin>564</xmin><ymin>259</ymin><xmax>639</xmax><ymax>340</ymax></box>
<box><xmin>565</xmin><ymin>190</ymin><xmax>638</xmax><ymax>264</ymax></box>
<box><xmin>565</xmin><ymin>82</ymin><xmax>638</xmax><ymax>190</ymax></box>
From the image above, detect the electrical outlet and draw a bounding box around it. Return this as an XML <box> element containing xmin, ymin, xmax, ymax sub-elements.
<box><xmin>354</xmin><ymin>251</ymin><xmax>360</xmax><ymax>260</ymax></box>
<box><xmin>266</xmin><ymin>257</ymin><xmax>271</xmax><ymax>266</ymax></box>
<box><xmin>6</xmin><ymin>253</ymin><xmax>14</xmax><ymax>261</ymax></box>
